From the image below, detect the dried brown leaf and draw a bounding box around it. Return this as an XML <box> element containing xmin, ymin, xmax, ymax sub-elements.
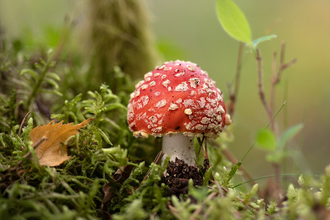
<box><xmin>30</xmin><ymin>118</ymin><xmax>92</xmax><ymax>166</ymax></box>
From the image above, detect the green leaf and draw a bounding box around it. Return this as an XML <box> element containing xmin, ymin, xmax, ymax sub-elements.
<box><xmin>203</xmin><ymin>166</ymin><xmax>213</xmax><ymax>186</ymax></box>
<box><xmin>20</xmin><ymin>69</ymin><xmax>39</xmax><ymax>81</ymax></box>
<box><xmin>46</xmin><ymin>72</ymin><xmax>61</xmax><ymax>81</ymax></box>
<box><xmin>266</xmin><ymin>150</ymin><xmax>289</xmax><ymax>163</ymax></box>
<box><xmin>11</xmin><ymin>78</ymin><xmax>30</xmax><ymax>90</ymax></box>
<box><xmin>52</xmin><ymin>90</ymin><xmax>63</xmax><ymax>97</ymax></box>
<box><xmin>45</xmin><ymin>78</ymin><xmax>59</xmax><ymax>89</ymax></box>
<box><xmin>252</xmin><ymin>35</ymin><xmax>277</xmax><ymax>48</ymax></box>
<box><xmin>227</xmin><ymin>161</ymin><xmax>242</xmax><ymax>184</ymax></box>
<box><xmin>216</xmin><ymin>0</ymin><xmax>252</xmax><ymax>46</ymax></box>
<box><xmin>277</xmin><ymin>123</ymin><xmax>304</xmax><ymax>150</ymax></box>
<box><xmin>243</xmin><ymin>184</ymin><xmax>259</xmax><ymax>204</ymax></box>
<box><xmin>256</xmin><ymin>129</ymin><xmax>276</xmax><ymax>151</ymax></box>
<box><xmin>287</xmin><ymin>184</ymin><xmax>296</xmax><ymax>202</ymax></box>
<box><xmin>40</xmin><ymin>89</ymin><xmax>63</xmax><ymax>96</ymax></box>
<box><xmin>97</xmin><ymin>127</ymin><xmax>112</xmax><ymax>145</ymax></box>
<box><xmin>104</xmin><ymin>103</ymin><xmax>127</xmax><ymax>111</ymax></box>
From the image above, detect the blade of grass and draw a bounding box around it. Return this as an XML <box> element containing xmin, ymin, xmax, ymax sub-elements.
<box><xmin>241</xmin><ymin>101</ymin><xmax>286</xmax><ymax>162</ymax></box>
<box><xmin>194</xmin><ymin>158</ymin><xmax>205</xmax><ymax>177</ymax></box>
<box><xmin>226</xmin><ymin>101</ymin><xmax>286</xmax><ymax>184</ymax></box>
<box><xmin>233</xmin><ymin>173</ymin><xmax>303</xmax><ymax>188</ymax></box>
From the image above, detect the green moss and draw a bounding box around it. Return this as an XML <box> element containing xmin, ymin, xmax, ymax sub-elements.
<box><xmin>1</xmin><ymin>7</ymin><xmax>330</xmax><ymax>219</ymax></box>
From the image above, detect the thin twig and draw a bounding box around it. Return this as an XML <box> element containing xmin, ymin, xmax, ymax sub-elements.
<box><xmin>234</xmin><ymin>43</ymin><xmax>244</xmax><ymax>102</ymax></box>
<box><xmin>141</xmin><ymin>151</ymin><xmax>164</xmax><ymax>183</ymax></box>
<box><xmin>167</xmin><ymin>202</ymin><xmax>180</xmax><ymax>219</ymax></box>
<box><xmin>268</xmin><ymin>42</ymin><xmax>297</xmax><ymax>197</ymax></box>
<box><xmin>189</xmin><ymin>192</ymin><xmax>218</xmax><ymax>220</ymax></box>
<box><xmin>18</xmin><ymin>111</ymin><xmax>31</xmax><ymax>137</ymax></box>
<box><xmin>272</xmin><ymin>44</ymin><xmax>297</xmax><ymax>99</ymax></box>
<box><xmin>227</xmin><ymin>42</ymin><xmax>244</xmax><ymax>116</ymax></box>
<box><xmin>256</xmin><ymin>49</ymin><xmax>274</xmax><ymax>131</ymax></box>
<box><xmin>0</xmin><ymin>27</ymin><xmax>2</xmax><ymax>52</ymax></box>
<box><xmin>203</xmin><ymin>205</ymin><xmax>217</xmax><ymax>219</ymax></box>
<box><xmin>215</xmin><ymin>180</ymin><xmax>224</xmax><ymax>198</ymax></box>
<box><xmin>224</xmin><ymin>148</ymin><xmax>255</xmax><ymax>184</ymax></box>
<box><xmin>272</xmin><ymin>163</ymin><xmax>281</xmax><ymax>201</ymax></box>
<box><xmin>23</xmin><ymin>136</ymin><xmax>47</xmax><ymax>160</ymax></box>
<box><xmin>9</xmin><ymin>137</ymin><xmax>47</xmax><ymax>171</ymax></box>
<box><xmin>276</xmin><ymin>42</ymin><xmax>286</xmax><ymax>83</ymax></box>
<box><xmin>209</xmin><ymin>139</ymin><xmax>257</xmax><ymax>187</ymax></box>
<box><xmin>270</xmin><ymin>42</ymin><xmax>297</xmax><ymax>120</ymax></box>
<box><xmin>270</xmin><ymin>52</ymin><xmax>277</xmax><ymax>113</ymax></box>
<box><xmin>209</xmin><ymin>185</ymin><xmax>268</xmax><ymax>216</ymax></box>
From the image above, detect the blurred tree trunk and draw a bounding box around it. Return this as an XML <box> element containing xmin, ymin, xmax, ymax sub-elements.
<box><xmin>81</xmin><ymin>0</ymin><xmax>159</xmax><ymax>93</ymax></box>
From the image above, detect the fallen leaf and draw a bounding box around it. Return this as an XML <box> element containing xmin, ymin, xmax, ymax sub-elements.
<box><xmin>30</xmin><ymin>118</ymin><xmax>92</xmax><ymax>166</ymax></box>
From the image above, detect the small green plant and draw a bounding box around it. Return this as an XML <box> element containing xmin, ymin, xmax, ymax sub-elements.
<box><xmin>216</xmin><ymin>0</ymin><xmax>298</xmax><ymax>196</ymax></box>
<box><xmin>19</xmin><ymin>49</ymin><xmax>62</xmax><ymax>109</ymax></box>
<box><xmin>256</xmin><ymin>123</ymin><xmax>304</xmax><ymax>164</ymax></box>
<box><xmin>216</xmin><ymin>0</ymin><xmax>277</xmax><ymax>52</ymax></box>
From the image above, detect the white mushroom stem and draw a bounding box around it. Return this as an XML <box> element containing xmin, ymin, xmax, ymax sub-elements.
<box><xmin>162</xmin><ymin>133</ymin><xmax>196</xmax><ymax>166</ymax></box>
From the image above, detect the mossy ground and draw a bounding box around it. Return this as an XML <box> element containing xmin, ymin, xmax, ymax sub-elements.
<box><xmin>1</xmin><ymin>5</ymin><xmax>330</xmax><ymax>219</ymax></box>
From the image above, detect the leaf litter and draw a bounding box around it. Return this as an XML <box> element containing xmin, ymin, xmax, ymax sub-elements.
<box><xmin>30</xmin><ymin>118</ymin><xmax>92</xmax><ymax>166</ymax></box>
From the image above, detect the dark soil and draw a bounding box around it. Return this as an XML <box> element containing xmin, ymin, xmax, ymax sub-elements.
<box><xmin>161</xmin><ymin>158</ymin><xmax>209</xmax><ymax>197</ymax></box>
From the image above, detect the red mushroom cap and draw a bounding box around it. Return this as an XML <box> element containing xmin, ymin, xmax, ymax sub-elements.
<box><xmin>127</xmin><ymin>60</ymin><xmax>230</xmax><ymax>138</ymax></box>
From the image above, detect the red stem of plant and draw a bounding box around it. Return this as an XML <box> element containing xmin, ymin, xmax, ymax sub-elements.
<box><xmin>270</xmin><ymin>52</ymin><xmax>277</xmax><ymax>116</ymax></box>
<box><xmin>256</xmin><ymin>49</ymin><xmax>274</xmax><ymax>131</ymax></box>
<box><xmin>234</xmin><ymin>42</ymin><xmax>244</xmax><ymax>99</ymax></box>
<box><xmin>18</xmin><ymin>111</ymin><xmax>31</xmax><ymax>137</ymax></box>
<box><xmin>141</xmin><ymin>151</ymin><xmax>164</xmax><ymax>183</ymax></box>
<box><xmin>258</xmin><ymin>42</ymin><xmax>297</xmax><ymax>200</ymax></box>
<box><xmin>209</xmin><ymin>139</ymin><xmax>259</xmax><ymax>194</ymax></box>
<box><xmin>269</xmin><ymin>42</ymin><xmax>297</xmax><ymax>132</ymax></box>
<box><xmin>227</xmin><ymin>42</ymin><xmax>244</xmax><ymax>116</ymax></box>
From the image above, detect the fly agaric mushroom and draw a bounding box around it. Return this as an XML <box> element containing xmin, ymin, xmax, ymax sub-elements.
<box><xmin>127</xmin><ymin>60</ymin><xmax>231</xmax><ymax>166</ymax></box>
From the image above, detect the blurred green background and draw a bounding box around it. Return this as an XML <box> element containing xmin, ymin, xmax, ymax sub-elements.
<box><xmin>1</xmin><ymin>0</ymin><xmax>330</xmax><ymax>183</ymax></box>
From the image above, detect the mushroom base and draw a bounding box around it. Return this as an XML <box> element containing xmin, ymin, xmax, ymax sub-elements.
<box><xmin>162</xmin><ymin>133</ymin><xmax>196</xmax><ymax>166</ymax></box>
<box><xmin>161</xmin><ymin>158</ymin><xmax>209</xmax><ymax>197</ymax></box>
